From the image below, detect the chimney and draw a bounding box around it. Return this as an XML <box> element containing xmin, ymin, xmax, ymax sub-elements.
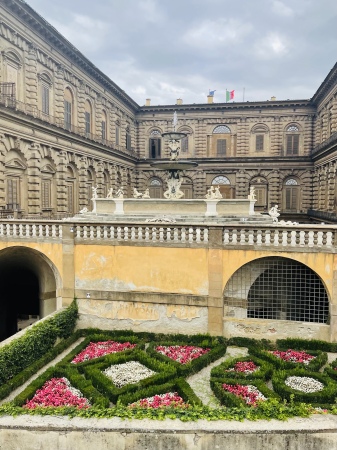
<box><xmin>176</xmin><ymin>98</ymin><xmax>183</xmax><ymax>105</ymax></box>
<box><xmin>270</xmin><ymin>96</ymin><xmax>276</xmax><ymax>101</ymax></box>
<box><xmin>145</xmin><ymin>98</ymin><xmax>151</xmax><ymax>106</ymax></box>
<box><xmin>207</xmin><ymin>95</ymin><xmax>214</xmax><ymax>104</ymax></box>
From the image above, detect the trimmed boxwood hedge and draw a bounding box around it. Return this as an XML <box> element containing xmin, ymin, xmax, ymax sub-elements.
<box><xmin>118</xmin><ymin>377</ymin><xmax>202</xmax><ymax>407</ymax></box>
<box><xmin>210</xmin><ymin>378</ymin><xmax>280</xmax><ymax>408</ymax></box>
<box><xmin>146</xmin><ymin>338</ymin><xmax>227</xmax><ymax>376</ymax></box>
<box><xmin>249</xmin><ymin>347</ymin><xmax>328</xmax><ymax>372</ymax></box>
<box><xmin>272</xmin><ymin>368</ymin><xmax>337</xmax><ymax>404</ymax></box>
<box><xmin>276</xmin><ymin>338</ymin><xmax>337</xmax><ymax>353</ymax></box>
<box><xmin>0</xmin><ymin>300</ymin><xmax>78</xmax><ymax>384</ymax></box>
<box><xmin>13</xmin><ymin>365</ymin><xmax>108</xmax><ymax>408</ymax></box>
<box><xmin>80</xmin><ymin>350</ymin><xmax>177</xmax><ymax>404</ymax></box>
<box><xmin>211</xmin><ymin>356</ymin><xmax>273</xmax><ymax>381</ymax></box>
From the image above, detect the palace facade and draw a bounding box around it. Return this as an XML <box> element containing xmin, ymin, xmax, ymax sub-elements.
<box><xmin>0</xmin><ymin>0</ymin><xmax>337</xmax><ymax>220</ymax></box>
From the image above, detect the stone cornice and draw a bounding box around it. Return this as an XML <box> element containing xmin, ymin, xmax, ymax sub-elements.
<box><xmin>2</xmin><ymin>0</ymin><xmax>140</xmax><ymax>112</ymax></box>
<box><xmin>311</xmin><ymin>62</ymin><xmax>337</xmax><ymax>107</ymax></box>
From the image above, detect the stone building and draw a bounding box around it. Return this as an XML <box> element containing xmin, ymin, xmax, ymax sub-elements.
<box><xmin>0</xmin><ymin>0</ymin><xmax>336</xmax><ymax>221</ymax></box>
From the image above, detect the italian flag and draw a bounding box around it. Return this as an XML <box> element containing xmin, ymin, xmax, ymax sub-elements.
<box><xmin>226</xmin><ymin>90</ymin><xmax>235</xmax><ymax>102</ymax></box>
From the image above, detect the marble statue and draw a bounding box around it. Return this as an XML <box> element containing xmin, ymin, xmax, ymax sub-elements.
<box><xmin>269</xmin><ymin>204</ymin><xmax>280</xmax><ymax>223</ymax></box>
<box><xmin>248</xmin><ymin>186</ymin><xmax>256</xmax><ymax>201</ymax></box>
<box><xmin>106</xmin><ymin>188</ymin><xmax>114</xmax><ymax>198</ymax></box>
<box><xmin>92</xmin><ymin>186</ymin><xmax>98</xmax><ymax>199</ymax></box>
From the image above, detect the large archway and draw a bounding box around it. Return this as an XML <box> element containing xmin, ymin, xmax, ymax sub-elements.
<box><xmin>223</xmin><ymin>257</ymin><xmax>329</xmax><ymax>324</ymax></box>
<box><xmin>0</xmin><ymin>247</ymin><xmax>59</xmax><ymax>341</ymax></box>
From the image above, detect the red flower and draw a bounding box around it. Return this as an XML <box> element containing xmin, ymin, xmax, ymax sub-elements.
<box><xmin>155</xmin><ymin>345</ymin><xmax>210</xmax><ymax>364</ymax></box>
<box><xmin>270</xmin><ymin>349</ymin><xmax>315</xmax><ymax>365</ymax></box>
<box><xmin>71</xmin><ymin>341</ymin><xmax>137</xmax><ymax>364</ymax></box>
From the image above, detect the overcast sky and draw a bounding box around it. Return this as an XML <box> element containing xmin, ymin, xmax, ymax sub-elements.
<box><xmin>25</xmin><ymin>0</ymin><xmax>337</xmax><ymax>106</ymax></box>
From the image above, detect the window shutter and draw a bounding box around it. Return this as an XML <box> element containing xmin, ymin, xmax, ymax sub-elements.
<box><xmin>217</xmin><ymin>139</ymin><xmax>227</xmax><ymax>156</ymax></box>
<box><xmin>7</xmin><ymin>178</ymin><xmax>18</xmax><ymax>206</ymax></box>
<box><xmin>42</xmin><ymin>84</ymin><xmax>49</xmax><ymax>115</ymax></box>
<box><xmin>101</xmin><ymin>121</ymin><xmax>106</xmax><ymax>140</ymax></box>
<box><xmin>64</xmin><ymin>101</ymin><xmax>72</xmax><ymax>130</ymax></box>
<box><xmin>85</xmin><ymin>112</ymin><xmax>91</xmax><ymax>134</ymax></box>
<box><xmin>256</xmin><ymin>134</ymin><xmax>264</xmax><ymax>152</ymax></box>
<box><xmin>181</xmin><ymin>136</ymin><xmax>188</xmax><ymax>152</ymax></box>
<box><xmin>293</xmin><ymin>134</ymin><xmax>299</xmax><ymax>154</ymax></box>
<box><xmin>41</xmin><ymin>180</ymin><xmax>51</xmax><ymax>208</ymax></box>
<box><xmin>115</xmin><ymin>126</ymin><xmax>120</xmax><ymax>145</ymax></box>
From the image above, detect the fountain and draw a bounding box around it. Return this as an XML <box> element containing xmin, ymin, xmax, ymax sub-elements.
<box><xmin>70</xmin><ymin>112</ymin><xmax>272</xmax><ymax>224</ymax></box>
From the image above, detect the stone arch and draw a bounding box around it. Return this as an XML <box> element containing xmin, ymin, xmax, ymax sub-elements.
<box><xmin>223</xmin><ymin>256</ymin><xmax>329</xmax><ymax>324</ymax></box>
<box><xmin>0</xmin><ymin>246</ymin><xmax>61</xmax><ymax>341</ymax></box>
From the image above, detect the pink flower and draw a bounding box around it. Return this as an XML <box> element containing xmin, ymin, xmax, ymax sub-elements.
<box><xmin>71</xmin><ymin>341</ymin><xmax>137</xmax><ymax>364</ymax></box>
<box><xmin>270</xmin><ymin>349</ymin><xmax>315</xmax><ymax>365</ymax></box>
<box><xmin>23</xmin><ymin>378</ymin><xmax>90</xmax><ymax>409</ymax></box>
<box><xmin>226</xmin><ymin>361</ymin><xmax>258</xmax><ymax>374</ymax></box>
<box><xmin>129</xmin><ymin>392</ymin><xmax>189</xmax><ymax>409</ymax></box>
<box><xmin>155</xmin><ymin>345</ymin><xmax>210</xmax><ymax>364</ymax></box>
<box><xmin>222</xmin><ymin>383</ymin><xmax>266</xmax><ymax>406</ymax></box>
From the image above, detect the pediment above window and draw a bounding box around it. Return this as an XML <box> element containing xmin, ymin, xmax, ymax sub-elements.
<box><xmin>41</xmin><ymin>164</ymin><xmax>56</xmax><ymax>174</ymax></box>
<box><xmin>5</xmin><ymin>158</ymin><xmax>27</xmax><ymax>170</ymax></box>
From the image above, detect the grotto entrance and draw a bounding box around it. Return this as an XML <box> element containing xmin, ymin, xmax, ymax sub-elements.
<box><xmin>0</xmin><ymin>247</ymin><xmax>58</xmax><ymax>341</ymax></box>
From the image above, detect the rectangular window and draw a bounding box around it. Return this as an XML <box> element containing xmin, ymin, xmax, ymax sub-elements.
<box><xmin>115</xmin><ymin>126</ymin><xmax>120</xmax><ymax>145</ymax></box>
<box><xmin>126</xmin><ymin>133</ymin><xmax>131</xmax><ymax>150</ymax></box>
<box><xmin>41</xmin><ymin>84</ymin><xmax>49</xmax><ymax>115</ymax></box>
<box><xmin>66</xmin><ymin>183</ymin><xmax>74</xmax><ymax>214</ymax></box>
<box><xmin>64</xmin><ymin>100</ymin><xmax>72</xmax><ymax>130</ymax></box>
<box><xmin>256</xmin><ymin>134</ymin><xmax>264</xmax><ymax>152</ymax></box>
<box><xmin>85</xmin><ymin>111</ymin><xmax>91</xmax><ymax>135</ymax></box>
<box><xmin>150</xmin><ymin>138</ymin><xmax>161</xmax><ymax>158</ymax></box>
<box><xmin>41</xmin><ymin>180</ymin><xmax>51</xmax><ymax>208</ymax></box>
<box><xmin>217</xmin><ymin>139</ymin><xmax>227</xmax><ymax>156</ymax></box>
<box><xmin>101</xmin><ymin>120</ymin><xmax>106</xmax><ymax>140</ymax></box>
<box><xmin>285</xmin><ymin>188</ymin><xmax>298</xmax><ymax>210</ymax></box>
<box><xmin>286</xmin><ymin>134</ymin><xmax>299</xmax><ymax>155</ymax></box>
<box><xmin>7</xmin><ymin>178</ymin><xmax>19</xmax><ymax>208</ymax></box>
<box><xmin>255</xmin><ymin>187</ymin><xmax>267</xmax><ymax>207</ymax></box>
<box><xmin>181</xmin><ymin>136</ymin><xmax>188</xmax><ymax>153</ymax></box>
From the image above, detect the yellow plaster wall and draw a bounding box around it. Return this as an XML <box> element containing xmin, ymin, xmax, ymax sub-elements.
<box><xmin>74</xmin><ymin>245</ymin><xmax>209</xmax><ymax>295</ymax></box>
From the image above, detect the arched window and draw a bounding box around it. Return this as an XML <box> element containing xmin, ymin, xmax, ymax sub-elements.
<box><xmin>250</xmin><ymin>176</ymin><xmax>268</xmax><ymax>211</ymax></box>
<box><xmin>285</xmin><ymin>124</ymin><xmax>300</xmax><ymax>155</ymax></box>
<box><xmin>64</xmin><ymin>88</ymin><xmax>74</xmax><ymax>131</ymax></box>
<box><xmin>85</xmin><ymin>100</ymin><xmax>92</xmax><ymax>135</ymax></box>
<box><xmin>4</xmin><ymin>50</ymin><xmax>22</xmax><ymax>100</ymax></box>
<box><xmin>251</xmin><ymin>124</ymin><xmax>269</xmax><ymax>153</ymax></box>
<box><xmin>283</xmin><ymin>178</ymin><xmax>300</xmax><ymax>212</ymax></box>
<box><xmin>224</xmin><ymin>257</ymin><xmax>329</xmax><ymax>323</ymax></box>
<box><xmin>211</xmin><ymin>125</ymin><xmax>231</xmax><ymax>157</ymax></box>
<box><xmin>149</xmin><ymin>178</ymin><xmax>162</xmax><ymax>198</ymax></box>
<box><xmin>210</xmin><ymin>175</ymin><xmax>233</xmax><ymax>198</ymax></box>
<box><xmin>149</xmin><ymin>130</ymin><xmax>161</xmax><ymax>159</ymax></box>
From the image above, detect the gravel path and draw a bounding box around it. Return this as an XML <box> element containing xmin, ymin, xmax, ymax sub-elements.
<box><xmin>0</xmin><ymin>338</ymin><xmax>85</xmax><ymax>405</ymax></box>
<box><xmin>186</xmin><ymin>346</ymin><xmax>248</xmax><ymax>407</ymax></box>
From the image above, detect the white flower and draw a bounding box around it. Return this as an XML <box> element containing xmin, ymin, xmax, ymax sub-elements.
<box><xmin>103</xmin><ymin>361</ymin><xmax>156</xmax><ymax>388</ymax></box>
<box><xmin>285</xmin><ymin>376</ymin><xmax>324</xmax><ymax>393</ymax></box>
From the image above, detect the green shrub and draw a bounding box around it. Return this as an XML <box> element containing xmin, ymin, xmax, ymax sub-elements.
<box><xmin>272</xmin><ymin>368</ymin><xmax>337</xmax><ymax>404</ymax></box>
<box><xmin>211</xmin><ymin>355</ymin><xmax>274</xmax><ymax>381</ymax></box>
<box><xmin>276</xmin><ymin>338</ymin><xmax>337</xmax><ymax>353</ymax></box>
<box><xmin>228</xmin><ymin>337</ymin><xmax>273</xmax><ymax>350</ymax></box>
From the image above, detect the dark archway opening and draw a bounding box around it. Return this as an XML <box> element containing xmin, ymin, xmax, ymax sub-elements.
<box><xmin>0</xmin><ymin>267</ymin><xmax>40</xmax><ymax>341</ymax></box>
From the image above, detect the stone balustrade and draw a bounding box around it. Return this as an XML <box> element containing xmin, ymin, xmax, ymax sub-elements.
<box><xmin>0</xmin><ymin>220</ymin><xmax>335</xmax><ymax>251</ymax></box>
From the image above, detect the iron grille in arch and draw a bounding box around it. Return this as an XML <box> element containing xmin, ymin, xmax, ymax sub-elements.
<box><xmin>224</xmin><ymin>257</ymin><xmax>329</xmax><ymax>324</ymax></box>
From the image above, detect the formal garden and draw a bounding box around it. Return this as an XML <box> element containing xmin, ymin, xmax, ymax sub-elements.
<box><xmin>2</xmin><ymin>301</ymin><xmax>337</xmax><ymax>421</ymax></box>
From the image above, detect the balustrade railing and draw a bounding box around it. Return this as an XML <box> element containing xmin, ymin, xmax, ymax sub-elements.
<box><xmin>0</xmin><ymin>220</ymin><xmax>335</xmax><ymax>250</ymax></box>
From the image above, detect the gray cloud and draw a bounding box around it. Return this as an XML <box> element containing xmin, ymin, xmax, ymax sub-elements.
<box><xmin>25</xmin><ymin>0</ymin><xmax>337</xmax><ymax>105</ymax></box>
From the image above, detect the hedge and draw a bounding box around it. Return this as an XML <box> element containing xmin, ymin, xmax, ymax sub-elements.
<box><xmin>81</xmin><ymin>349</ymin><xmax>177</xmax><ymax>404</ymax></box>
<box><xmin>211</xmin><ymin>355</ymin><xmax>273</xmax><ymax>381</ymax></box>
<box><xmin>272</xmin><ymin>368</ymin><xmax>337</xmax><ymax>404</ymax></box>
<box><xmin>276</xmin><ymin>338</ymin><xmax>337</xmax><ymax>353</ymax></box>
<box><xmin>0</xmin><ymin>300</ymin><xmax>78</xmax><ymax>384</ymax></box>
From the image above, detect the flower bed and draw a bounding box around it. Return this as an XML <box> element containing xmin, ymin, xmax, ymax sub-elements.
<box><xmin>129</xmin><ymin>392</ymin><xmax>189</xmax><ymax>408</ymax></box>
<box><xmin>155</xmin><ymin>345</ymin><xmax>210</xmax><ymax>364</ymax></box>
<box><xmin>103</xmin><ymin>361</ymin><xmax>156</xmax><ymax>388</ymax></box>
<box><xmin>222</xmin><ymin>383</ymin><xmax>267</xmax><ymax>406</ymax></box>
<box><xmin>71</xmin><ymin>341</ymin><xmax>137</xmax><ymax>364</ymax></box>
<box><xmin>285</xmin><ymin>376</ymin><xmax>324</xmax><ymax>393</ymax></box>
<box><xmin>271</xmin><ymin>350</ymin><xmax>315</xmax><ymax>365</ymax></box>
<box><xmin>211</xmin><ymin>356</ymin><xmax>273</xmax><ymax>381</ymax></box>
<box><xmin>24</xmin><ymin>377</ymin><xmax>90</xmax><ymax>409</ymax></box>
<box><xmin>226</xmin><ymin>361</ymin><xmax>259</xmax><ymax>375</ymax></box>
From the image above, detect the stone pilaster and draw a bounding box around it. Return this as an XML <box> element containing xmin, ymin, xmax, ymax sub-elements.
<box><xmin>27</xmin><ymin>142</ymin><xmax>41</xmax><ymax>214</ymax></box>
<box><xmin>54</xmin><ymin>65</ymin><xmax>65</xmax><ymax>122</ymax></box>
<box><xmin>0</xmin><ymin>134</ymin><xmax>6</xmax><ymax>207</ymax></box>
<box><xmin>56</xmin><ymin>151</ymin><xmax>67</xmax><ymax>214</ymax></box>
<box><xmin>96</xmin><ymin>161</ymin><xmax>104</xmax><ymax>197</ymax></box>
<box><xmin>78</xmin><ymin>157</ymin><xmax>88</xmax><ymax>210</ymax></box>
<box><xmin>235</xmin><ymin>169</ymin><xmax>249</xmax><ymax>199</ymax></box>
<box><xmin>77</xmin><ymin>81</ymin><xmax>85</xmax><ymax>131</ymax></box>
<box><xmin>303</xmin><ymin>115</ymin><xmax>314</xmax><ymax>156</ymax></box>
<box><xmin>236</xmin><ymin>118</ymin><xmax>249</xmax><ymax>156</ymax></box>
<box><xmin>268</xmin><ymin>170</ymin><xmax>281</xmax><ymax>207</ymax></box>
<box><xmin>301</xmin><ymin>170</ymin><xmax>313</xmax><ymax>212</ymax></box>
<box><xmin>95</xmin><ymin>94</ymin><xmax>103</xmax><ymax>138</ymax></box>
<box><xmin>271</xmin><ymin>117</ymin><xmax>282</xmax><ymax>155</ymax></box>
<box><xmin>195</xmin><ymin>120</ymin><xmax>207</xmax><ymax>158</ymax></box>
<box><xmin>25</xmin><ymin>45</ymin><xmax>38</xmax><ymax>108</ymax></box>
